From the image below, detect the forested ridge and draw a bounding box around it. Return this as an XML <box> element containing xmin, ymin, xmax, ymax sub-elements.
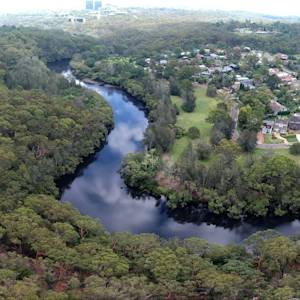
<box><xmin>2</xmin><ymin>24</ymin><xmax>300</xmax><ymax>299</ymax></box>
<box><xmin>80</xmin><ymin>19</ymin><xmax>300</xmax><ymax>57</ymax></box>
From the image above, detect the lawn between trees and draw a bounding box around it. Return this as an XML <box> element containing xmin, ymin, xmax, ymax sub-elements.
<box><xmin>255</xmin><ymin>148</ymin><xmax>300</xmax><ymax>164</ymax></box>
<box><xmin>170</xmin><ymin>87</ymin><xmax>300</xmax><ymax>165</ymax></box>
<box><xmin>170</xmin><ymin>87</ymin><xmax>219</xmax><ymax>160</ymax></box>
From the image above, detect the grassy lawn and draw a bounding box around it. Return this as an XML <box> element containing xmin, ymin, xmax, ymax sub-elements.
<box><xmin>170</xmin><ymin>87</ymin><xmax>219</xmax><ymax>161</ymax></box>
<box><xmin>264</xmin><ymin>134</ymin><xmax>283</xmax><ymax>144</ymax></box>
<box><xmin>254</xmin><ymin>148</ymin><xmax>300</xmax><ymax>164</ymax></box>
<box><xmin>286</xmin><ymin>134</ymin><xmax>298</xmax><ymax>143</ymax></box>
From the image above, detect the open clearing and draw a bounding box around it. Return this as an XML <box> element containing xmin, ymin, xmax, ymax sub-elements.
<box><xmin>170</xmin><ymin>87</ymin><xmax>219</xmax><ymax>160</ymax></box>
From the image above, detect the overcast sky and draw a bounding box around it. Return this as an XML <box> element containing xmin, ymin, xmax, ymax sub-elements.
<box><xmin>1</xmin><ymin>0</ymin><xmax>299</xmax><ymax>16</ymax></box>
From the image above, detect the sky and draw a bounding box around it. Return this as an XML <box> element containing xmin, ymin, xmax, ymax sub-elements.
<box><xmin>0</xmin><ymin>0</ymin><xmax>300</xmax><ymax>16</ymax></box>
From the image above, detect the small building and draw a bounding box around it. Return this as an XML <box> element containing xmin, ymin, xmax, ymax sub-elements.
<box><xmin>273</xmin><ymin>118</ymin><xmax>289</xmax><ymax>135</ymax></box>
<box><xmin>243</xmin><ymin>47</ymin><xmax>252</xmax><ymax>52</ymax></box>
<box><xmin>222</xmin><ymin>66</ymin><xmax>234</xmax><ymax>73</ymax></box>
<box><xmin>269</xmin><ymin>68</ymin><xmax>279</xmax><ymax>76</ymax></box>
<box><xmin>236</xmin><ymin>75</ymin><xmax>254</xmax><ymax>89</ymax></box>
<box><xmin>277</xmin><ymin>72</ymin><xmax>295</xmax><ymax>84</ymax></box>
<box><xmin>288</xmin><ymin>114</ymin><xmax>300</xmax><ymax>131</ymax></box>
<box><xmin>196</xmin><ymin>54</ymin><xmax>204</xmax><ymax>60</ymax></box>
<box><xmin>200</xmin><ymin>71</ymin><xmax>211</xmax><ymax>78</ymax></box>
<box><xmin>278</xmin><ymin>53</ymin><xmax>289</xmax><ymax>61</ymax></box>
<box><xmin>159</xmin><ymin>60</ymin><xmax>168</xmax><ymax>66</ymax></box>
<box><xmin>262</xmin><ymin>120</ymin><xmax>275</xmax><ymax>134</ymax></box>
<box><xmin>269</xmin><ymin>100</ymin><xmax>287</xmax><ymax>116</ymax></box>
<box><xmin>199</xmin><ymin>64</ymin><xmax>208</xmax><ymax>71</ymax></box>
<box><xmin>232</xmin><ymin>81</ymin><xmax>241</xmax><ymax>92</ymax></box>
<box><xmin>68</xmin><ymin>17</ymin><xmax>86</xmax><ymax>23</ymax></box>
<box><xmin>210</xmin><ymin>53</ymin><xmax>219</xmax><ymax>59</ymax></box>
<box><xmin>229</xmin><ymin>64</ymin><xmax>239</xmax><ymax>70</ymax></box>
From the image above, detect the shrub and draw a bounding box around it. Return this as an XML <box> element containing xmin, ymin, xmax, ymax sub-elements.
<box><xmin>196</xmin><ymin>141</ymin><xmax>212</xmax><ymax>160</ymax></box>
<box><xmin>187</xmin><ymin>127</ymin><xmax>201</xmax><ymax>139</ymax></box>
<box><xmin>206</xmin><ymin>84</ymin><xmax>217</xmax><ymax>98</ymax></box>
<box><xmin>290</xmin><ymin>143</ymin><xmax>300</xmax><ymax>155</ymax></box>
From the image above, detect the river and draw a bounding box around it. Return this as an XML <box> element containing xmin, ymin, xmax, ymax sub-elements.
<box><xmin>51</xmin><ymin>62</ymin><xmax>300</xmax><ymax>245</ymax></box>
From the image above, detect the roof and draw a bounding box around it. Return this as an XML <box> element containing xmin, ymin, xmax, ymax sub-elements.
<box><xmin>275</xmin><ymin>118</ymin><xmax>289</xmax><ymax>125</ymax></box>
<box><xmin>263</xmin><ymin>120</ymin><xmax>275</xmax><ymax>126</ymax></box>
<box><xmin>269</xmin><ymin>100</ymin><xmax>287</xmax><ymax>114</ymax></box>
<box><xmin>289</xmin><ymin>114</ymin><xmax>300</xmax><ymax>124</ymax></box>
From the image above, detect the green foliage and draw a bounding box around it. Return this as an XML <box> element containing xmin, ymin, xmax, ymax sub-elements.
<box><xmin>121</xmin><ymin>150</ymin><xmax>160</xmax><ymax>194</ymax></box>
<box><xmin>1</xmin><ymin>22</ymin><xmax>300</xmax><ymax>300</ymax></box>
<box><xmin>0</xmin><ymin>84</ymin><xmax>112</xmax><ymax>200</ymax></box>
<box><xmin>195</xmin><ymin>140</ymin><xmax>212</xmax><ymax>160</ymax></box>
<box><xmin>290</xmin><ymin>143</ymin><xmax>300</xmax><ymax>155</ymax></box>
<box><xmin>206</xmin><ymin>83</ymin><xmax>217</xmax><ymax>97</ymax></box>
<box><xmin>145</xmin><ymin>248</ymin><xmax>180</xmax><ymax>281</ymax></box>
<box><xmin>187</xmin><ymin>127</ymin><xmax>200</xmax><ymax>139</ymax></box>
<box><xmin>238</xmin><ymin>129</ymin><xmax>258</xmax><ymax>152</ymax></box>
<box><xmin>260</xmin><ymin>236</ymin><xmax>297</xmax><ymax>277</ymax></box>
<box><xmin>181</xmin><ymin>83</ymin><xmax>196</xmax><ymax>113</ymax></box>
<box><xmin>208</xmin><ymin>103</ymin><xmax>234</xmax><ymax>143</ymax></box>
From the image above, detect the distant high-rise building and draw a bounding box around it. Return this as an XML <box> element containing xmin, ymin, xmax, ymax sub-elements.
<box><xmin>94</xmin><ymin>1</ymin><xmax>102</xmax><ymax>10</ymax></box>
<box><xmin>86</xmin><ymin>0</ymin><xmax>93</xmax><ymax>10</ymax></box>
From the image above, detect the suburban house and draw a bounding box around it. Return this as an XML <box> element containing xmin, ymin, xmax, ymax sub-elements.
<box><xmin>288</xmin><ymin>113</ymin><xmax>300</xmax><ymax>131</ymax></box>
<box><xmin>159</xmin><ymin>59</ymin><xmax>168</xmax><ymax>66</ymax></box>
<box><xmin>199</xmin><ymin>64</ymin><xmax>208</xmax><ymax>71</ymax></box>
<box><xmin>269</xmin><ymin>68</ymin><xmax>296</xmax><ymax>84</ymax></box>
<box><xmin>277</xmin><ymin>72</ymin><xmax>296</xmax><ymax>84</ymax></box>
<box><xmin>273</xmin><ymin>118</ymin><xmax>289</xmax><ymax>135</ymax></box>
<box><xmin>236</xmin><ymin>75</ymin><xmax>254</xmax><ymax>89</ymax></box>
<box><xmin>262</xmin><ymin>120</ymin><xmax>275</xmax><ymax>134</ymax></box>
<box><xmin>269</xmin><ymin>100</ymin><xmax>287</xmax><ymax>116</ymax></box>
<box><xmin>196</xmin><ymin>54</ymin><xmax>204</xmax><ymax>60</ymax></box>
<box><xmin>277</xmin><ymin>53</ymin><xmax>289</xmax><ymax>61</ymax></box>
<box><xmin>229</xmin><ymin>63</ymin><xmax>239</xmax><ymax>70</ymax></box>
<box><xmin>222</xmin><ymin>66</ymin><xmax>234</xmax><ymax>73</ymax></box>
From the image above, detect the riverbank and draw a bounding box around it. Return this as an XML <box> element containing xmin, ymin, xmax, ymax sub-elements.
<box><xmin>56</xmin><ymin>68</ymin><xmax>300</xmax><ymax>244</ymax></box>
<box><xmin>48</xmin><ymin>61</ymin><xmax>114</xmax><ymax>196</ymax></box>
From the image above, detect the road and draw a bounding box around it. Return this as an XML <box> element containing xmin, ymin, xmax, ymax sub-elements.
<box><xmin>256</xmin><ymin>144</ymin><xmax>290</xmax><ymax>149</ymax></box>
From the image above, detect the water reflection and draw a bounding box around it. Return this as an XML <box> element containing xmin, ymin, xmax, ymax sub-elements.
<box><xmin>60</xmin><ymin>81</ymin><xmax>300</xmax><ymax>245</ymax></box>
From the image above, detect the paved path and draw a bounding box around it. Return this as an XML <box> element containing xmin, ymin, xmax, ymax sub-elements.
<box><xmin>257</xmin><ymin>144</ymin><xmax>290</xmax><ymax>149</ymax></box>
<box><xmin>230</xmin><ymin>101</ymin><xmax>240</xmax><ymax>141</ymax></box>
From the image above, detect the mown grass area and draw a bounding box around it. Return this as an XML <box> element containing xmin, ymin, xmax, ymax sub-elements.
<box><xmin>286</xmin><ymin>134</ymin><xmax>298</xmax><ymax>143</ymax></box>
<box><xmin>254</xmin><ymin>148</ymin><xmax>300</xmax><ymax>164</ymax></box>
<box><xmin>264</xmin><ymin>134</ymin><xmax>283</xmax><ymax>144</ymax></box>
<box><xmin>170</xmin><ymin>87</ymin><xmax>219</xmax><ymax>161</ymax></box>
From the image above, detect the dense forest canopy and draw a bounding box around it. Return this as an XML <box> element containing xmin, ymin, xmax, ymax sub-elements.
<box><xmin>1</xmin><ymin>19</ymin><xmax>300</xmax><ymax>299</ymax></box>
<box><xmin>77</xmin><ymin>19</ymin><xmax>300</xmax><ymax>58</ymax></box>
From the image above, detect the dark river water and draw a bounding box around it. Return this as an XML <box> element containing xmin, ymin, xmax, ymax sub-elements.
<box><xmin>51</xmin><ymin>62</ymin><xmax>300</xmax><ymax>245</ymax></box>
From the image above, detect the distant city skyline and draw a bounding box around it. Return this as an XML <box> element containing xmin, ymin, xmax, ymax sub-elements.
<box><xmin>1</xmin><ymin>0</ymin><xmax>300</xmax><ymax>16</ymax></box>
<box><xmin>85</xmin><ymin>0</ymin><xmax>102</xmax><ymax>10</ymax></box>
